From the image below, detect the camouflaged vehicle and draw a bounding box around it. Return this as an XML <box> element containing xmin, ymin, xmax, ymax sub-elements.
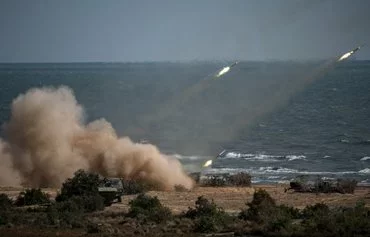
<box><xmin>98</xmin><ymin>177</ymin><xmax>124</xmax><ymax>206</ymax></box>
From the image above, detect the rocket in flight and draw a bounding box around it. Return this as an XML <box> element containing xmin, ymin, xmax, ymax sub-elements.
<box><xmin>215</xmin><ymin>61</ymin><xmax>239</xmax><ymax>78</ymax></box>
<box><xmin>337</xmin><ymin>45</ymin><xmax>364</xmax><ymax>62</ymax></box>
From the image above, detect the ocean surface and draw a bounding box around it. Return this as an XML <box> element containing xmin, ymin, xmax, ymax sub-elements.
<box><xmin>0</xmin><ymin>61</ymin><xmax>369</xmax><ymax>185</ymax></box>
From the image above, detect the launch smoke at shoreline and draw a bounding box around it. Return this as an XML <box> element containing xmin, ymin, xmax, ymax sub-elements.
<box><xmin>0</xmin><ymin>86</ymin><xmax>194</xmax><ymax>189</ymax></box>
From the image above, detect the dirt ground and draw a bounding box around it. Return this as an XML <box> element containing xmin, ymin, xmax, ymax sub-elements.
<box><xmin>116</xmin><ymin>185</ymin><xmax>370</xmax><ymax>214</ymax></box>
<box><xmin>1</xmin><ymin>184</ymin><xmax>369</xmax><ymax>237</ymax></box>
<box><xmin>2</xmin><ymin>184</ymin><xmax>369</xmax><ymax>215</ymax></box>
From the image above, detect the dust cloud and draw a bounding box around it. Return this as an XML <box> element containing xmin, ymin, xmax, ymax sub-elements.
<box><xmin>0</xmin><ymin>86</ymin><xmax>194</xmax><ymax>190</ymax></box>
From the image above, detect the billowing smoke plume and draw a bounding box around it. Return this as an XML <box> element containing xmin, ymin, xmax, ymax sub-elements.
<box><xmin>0</xmin><ymin>86</ymin><xmax>194</xmax><ymax>190</ymax></box>
<box><xmin>0</xmin><ymin>139</ymin><xmax>21</xmax><ymax>186</ymax></box>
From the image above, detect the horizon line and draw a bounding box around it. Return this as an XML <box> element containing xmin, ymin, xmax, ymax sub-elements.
<box><xmin>0</xmin><ymin>58</ymin><xmax>369</xmax><ymax>64</ymax></box>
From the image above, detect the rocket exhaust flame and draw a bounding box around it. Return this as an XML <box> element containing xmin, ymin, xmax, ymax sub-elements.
<box><xmin>337</xmin><ymin>45</ymin><xmax>363</xmax><ymax>62</ymax></box>
<box><xmin>338</xmin><ymin>51</ymin><xmax>354</xmax><ymax>61</ymax></box>
<box><xmin>203</xmin><ymin>160</ymin><xmax>212</xmax><ymax>167</ymax></box>
<box><xmin>215</xmin><ymin>67</ymin><xmax>230</xmax><ymax>77</ymax></box>
<box><xmin>214</xmin><ymin>61</ymin><xmax>238</xmax><ymax>78</ymax></box>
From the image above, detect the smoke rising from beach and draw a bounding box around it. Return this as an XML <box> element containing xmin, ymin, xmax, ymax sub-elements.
<box><xmin>0</xmin><ymin>86</ymin><xmax>194</xmax><ymax>190</ymax></box>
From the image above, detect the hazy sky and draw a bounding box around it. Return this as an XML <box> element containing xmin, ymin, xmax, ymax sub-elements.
<box><xmin>1</xmin><ymin>0</ymin><xmax>370</xmax><ymax>62</ymax></box>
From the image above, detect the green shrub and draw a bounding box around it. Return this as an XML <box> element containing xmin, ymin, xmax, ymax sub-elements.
<box><xmin>1</xmin><ymin>193</ymin><xmax>49</xmax><ymax>226</ymax></box>
<box><xmin>194</xmin><ymin>215</ymin><xmax>221</xmax><ymax>233</ymax></box>
<box><xmin>0</xmin><ymin>193</ymin><xmax>13</xmax><ymax>209</ymax></box>
<box><xmin>262</xmin><ymin>205</ymin><xmax>301</xmax><ymax>233</ymax></box>
<box><xmin>0</xmin><ymin>195</ymin><xmax>12</xmax><ymax>225</ymax></box>
<box><xmin>201</xmin><ymin>175</ymin><xmax>227</xmax><ymax>187</ymax></box>
<box><xmin>184</xmin><ymin>196</ymin><xmax>222</xmax><ymax>219</ymax></box>
<box><xmin>301</xmin><ymin>203</ymin><xmax>330</xmax><ymax>219</ymax></box>
<box><xmin>121</xmin><ymin>179</ymin><xmax>162</xmax><ymax>194</ymax></box>
<box><xmin>315</xmin><ymin>179</ymin><xmax>335</xmax><ymax>193</ymax></box>
<box><xmin>174</xmin><ymin>184</ymin><xmax>189</xmax><ymax>192</ymax></box>
<box><xmin>239</xmin><ymin>189</ymin><xmax>300</xmax><ymax>235</ymax></box>
<box><xmin>54</xmin><ymin>169</ymin><xmax>104</xmax><ymax>212</ymax></box>
<box><xmin>287</xmin><ymin>176</ymin><xmax>358</xmax><ymax>194</ymax></box>
<box><xmin>3</xmin><ymin>209</ymin><xmax>46</xmax><ymax>226</ymax></box>
<box><xmin>56</xmin><ymin>169</ymin><xmax>100</xmax><ymax>202</ymax></box>
<box><xmin>228</xmin><ymin>172</ymin><xmax>252</xmax><ymax>187</ymax></box>
<box><xmin>68</xmin><ymin>195</ymin><xmax>104</xmax><ymax>213</ymax></box>
<box><xmin>333</xmin><ymin>202</ymin><xmax>370</xmax><ymax>236</ymax></box>
<box><xmin>121</xmin><ymin>179</ymin><xmax>146</xmax><ymax>194</ymax></box>
<box><xmin>45</xmin><ymin>198</ymin><xmax>87</xmax><ymax>228</ymax></box>
<box><xmin>336</xmin><ymin>178</ymin><xmax>357</xmax><ymax>194</ymax></box>
<box><xmin>184</xmin><ymin>196</ymin><xmax>230</xmax><ymax>233</ymax></box>
<box><xmin>239</xmin><ymin>189</ymin><xmax>276</xmax><ymax>222</ymax></box>
<box><xmin>128</xmin><ymin>193</ymin><xmax>171</xmax><ymax>223</ymax></box>
<box><xmin>300</xmin><ymin>202</ymin><xmax>370</xmax><ymax>236</ymax></box>
<box><xmin>201</xmin><ymin>173</ymin><xmax>252</xmax><ymax>187</ymax></box>
<box><xmin>189</xmin><ymin>172</ymin><xmax>200</xmax><ymax>183</ymax></box>
<box><xmin>46</xmin><ymin>205</ymin><xmax>85</xmax><ymax>228</ymax></box>
<box><xmin>15</xmin><ymin>188</ymin><xmax>50</xmax><ymax>206</ymax></box>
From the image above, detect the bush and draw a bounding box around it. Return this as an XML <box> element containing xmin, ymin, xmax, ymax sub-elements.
<box><xmin>121</xmin><ymin>179</ymin><xmax>147</xmax><ymax>194</ymax></box>
<box><xmin>228</xmin><ymin>172</ymin><xmax>252</xmax><ymax>187</ymax></box>
<box><xmin>333</xmin><ymin>202</ymin><xmax>370</xmax><ymax>236</ymax></box>
<box><xmin>336</xmin><ymin>178</ymin><xmax>357</xmax><ymax>194</ymax></box>
<box><xmin>184</xmin><ymin>196</ymin><xmax>230</xmax><ymax>233</ymax></box>
<box><xmin>54</xmin><ymin>169</ymin><xmax>105</xmax><ymax>211</ymax></box>
<box><xmin>189</xmin><ymin>172</ymin><xmax>200</xmax><ymax>183</ymax></box>
<box><xmin>299</xmin><ymin>202</ymin><xmax>370</xmax><ymax>236</ymax></box>
<box><xmin>174</xmin><ymin>184</ymin><xmax>189</xmax><ymax>192</ymax></box>
<box><xmin>194</xmin><ymin>215</ymin><xmax>222</xmax><ymax>233</ymax></box>
<box><xmin>315</xmin><ymin>179</ymin><xmax>335</xmax><ymax>193</ymax></box>
<box><xmin>0</xmin><ymin>194</ymin><xmax>13</xmax><ymax>225</ymax></box>
<box><xmin>15</xmin><ymin>188</ymin><xmax>50</xmax><ymax>206</ymax></box>
<box><xmin>201</xmin><ymin>175</ymin><xmax>227</xmax><ymax>187</ymax></box>
<box><xmin>56</xmin><ymin>169</ymin><xmax>100</xmax><ymax>202</ymax></box>
<box><xmin>262</xmin><ymin>205</ymin><xmax>301</xmax><ymax>233</ymax></box>
<box><xmin>120</xmin><ymin>178</ymin><xmax>162</xmax><ymax>194</ymax></box>
<box><xmin>239</xmin><ymin>189</ymin><xmax>300</xmax><ymax>235</ymax></box>
<box><xmin>301</xmin><ymin>203</ymin><xmax>330</xmax><ymax>219</ymax></box>
<box><xmin>287</xmin><ymin>177</ymin><xmax>358</xmax><ymax>194</ymax></box>
<box><xmin>44</xmin><ymin>195</ymin><xmax>103</xmax><ymax>228</ymax></box>
<box><xmin>46</xmin><ymin>201</ymin><xmax>86</xmax><ymax>228</ymax></box>
<box><xmin>128</xmin><ymin>193</ymin><xmax>171</xmax><ymax>223</ymax></box>
<box><xmin>0</xmin><ymin>194</ymin><xmax>13</xmax><ymax>209</ymax></box>
<box><xmin>239</xmin><ymin>189</ymin><xmax>276</xmax><ymax>222</ymax></box>
<box><xmin>201</xmin><ymin>173</ymin><xmax>252</xmax><ymax>187</ymax></box>
<box><xmin>66</xmin><ymin>195</ymin><xmax>105</xmax><ymax>213</ymax></box>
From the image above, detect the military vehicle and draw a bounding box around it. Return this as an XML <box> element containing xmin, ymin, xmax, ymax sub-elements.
<box><xmin>98</xmin><ymin>177</ymin><xmax>124</xmax><ymax>206</ymax></box>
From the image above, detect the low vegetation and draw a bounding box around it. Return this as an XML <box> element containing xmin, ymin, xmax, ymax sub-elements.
<box><xmin>0</xmin><ymin>171</ymin><xmax>369</xmax><ymax>237</ymax></box>
<box><xmin>15</xmin><ymin>188</ymin><xmax>50</xmax><ymax>206</ymax></box>
<box><xmin>121</xmin><ymin>179</ymin><xmax>161</xmax><ymax>194</ymax></box>
<box><xmin>183</xmin><ymin>196</ymin><xmax>231</xmax><ymax>233</ymax></box>
<box><xmin>200</xmin><ymin>172</ymin><xmax>252</xmax><ymax>187</ymax></box>
<box><xmin>127</xmin><ymin>193</ymin><xmax>172</xmax><ymax>223</ymax></box>
<box><xmin>55</xmin><ymin>169</ymin><xmax>101</xmax><ymax>202</ymax></box>
<box><xmin>0</xmin><ymin>194</ymin><xmax>13</xmax><ymax>209</ymax></box>
<box><xmin>286</xmin><ymin>176</ymin><xmax>358</xmax><ymax>194</ymax></box>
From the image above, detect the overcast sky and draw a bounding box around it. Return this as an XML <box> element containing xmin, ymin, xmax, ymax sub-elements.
<box><xmin>1</xmin><ymin>0</ymin><xmax>370</xmax><ymax>62</ymax></box>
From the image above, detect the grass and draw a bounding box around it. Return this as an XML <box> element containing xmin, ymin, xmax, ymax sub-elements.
<box><xmin>0</xmin><ymin>171</ymin><xmax>368</xmax><ymax>236</ymax></box>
